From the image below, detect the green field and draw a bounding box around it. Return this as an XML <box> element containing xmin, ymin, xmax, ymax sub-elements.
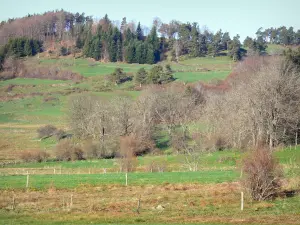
<box><xmin>174</xmin><ymin>71</ymin><xmax>230</xmax><ymax>83</ymax></box>
<box><xmin>0</xmin><ymin>170</ymin><xmax>239</xmax><ymax>189</ymax></box>
<box><xmin>1</xmin><ymin>54</ymin><xmax>300</xmax><ymax>224</ymax></box>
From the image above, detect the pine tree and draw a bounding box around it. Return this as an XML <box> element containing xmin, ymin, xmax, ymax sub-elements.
<box><xmin>91</xmin><ymin>37</ymin><xmax>101</xmax><ymax>60</ymax></box>
<box><xmin>83</xmin><ymin>30</ymin><xmax>92</xmax><ymax>57</ymax></box>
<box><xmin>125</xmin><ymin>41</ymin><xmax>135</xmax><ymax>63</ymax></box>
<box><xmin>148</xmin><ymin>65</ymin><xmax>162</xmax><ymax>84</ymax></box>
<box><xmin>147</xmin><ymin>26</ymin><xmax>160</xmax><ymax>62</ymax></box>
<box><xmin>146</xmin><ymin>46</ymin><xmax>155</xmax><ymax>64</ymax></box>
<box><xmin>24</xmin><ymin>40</ymin><xmax>32</xmax><ymax>56</ymax></box>
<box><xmin>32</xmin><ymin>40</ymin><xmax>41</xmax><ymax>56</ymax></box>
<box><xmin>116</xmin><ymin>39</ymin><xmax>123</xmax><ymax>62</ymax></box>
<box><xmin>211</xmin><ymin>29</ymin><xmax>223</xmax><ymax>56</ymax></box>
<box><xmin>134</xmin><ymin>67</ymin><xmax>148</xmax><ymax>85</ymax></box>
<box><xmin>135</xmin><ymin>41</ymin><xmax>142</xmax><ymax>64</ymax></box>
<box><xmin>228</xmin><ymin>35</ymin><xmax>242</xmax><ymax>61</ymax></box>
<box><xmin>199</xmin><ymin>34</ymin><xmax>208</xmax><ymax>56</ymax></box>
<box><xmin>136</xmin><ymin>22</ymin><xmax>143</xmax><ymax>41</ymax></box>
<box><xmin>221</xmin><ymin>32</ymin><xmax>231</xmax><ymax>51</ymax></box>
<box><xmin>120</xmin><ymin>17</ymin><xmax>127</xmax><ymax>33</ymax></box>
<box><xmin>190</xmin><ymin>23</ymin><xmax>200</xmax><ymax>57</ymax></box>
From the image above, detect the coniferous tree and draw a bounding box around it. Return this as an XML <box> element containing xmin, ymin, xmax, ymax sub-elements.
<box><xmin>83</xmin><ymin>30</ymin><xmax>92</xmax><ymax>57</ymax></box>
<box><xmin>136</xmin><ymin>22</ymin><xmax>143</xmax><ymax>41</ymax></box>
<box><xmin>146</xmin><ymin>46</ymin><xmax>155</xmax><ymax>64</ymax></box>
<box><xmin>116</xmin><ymin>39</ymin><xmax>123</xmax><ymax>62</ymax></box>
<box><xmin>147</xmin><ymin>26</ymin><xmax>160</xmax><ymax>62</ymax></box>
<box><xmin>221</xmin><ymin>32</ymin><xmax>231</xmax><ymax>51</ymax></box>
<box><xmin>211</xmin><ymin>29</ymin><xmax>223</xmax><ymax>56</ymax></box>
<box><xmin>199</xmin><ymin>34</ymin><xmax>208</xmax><ymax>56</ymax></box>
<box><xmin>190</xmin><ymin>23</ymin><xmax>200</xmax><ymax>57</ymax></box>
<box><xmin>134</xmin><ymin>67</ymin><xmax>148</xmax><ymax>85</ymax></box>
<box><xmin>125</xmin><ymin>41</ymin><xmax>135</xmax><ymax>63</ymax></box>
<box><xmin>24</xmin><ymin>39</ymin><xmax>32</xmax><ymax>56</ymax></box>
<box><xmin>91</xmin><ymin>37</ymin><xmax>102</xmax><ymax>60</ymax></box>
<box><xmin>228</xmin><ymin>35</ymin><xmax>242</xmax><ymax>61</ymax></box>
<box><xmin>135</xmin><ymin>41</ymin><xmax>142</xmax><ymax>64</ymax></box>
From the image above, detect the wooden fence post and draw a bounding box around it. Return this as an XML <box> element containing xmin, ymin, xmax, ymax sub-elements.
<box><xmin>26</xmin><ymin>171</ymin><xmax>29</xmax><ymax>188</ymax></box>
<box><xmin>241</xmin><ymin>192</ymin><xmax>244</xmax><ymax>211</ymax></box>
<box><xmin>70</xmin><ymin>194</ymin><xmax>73</xmax><ymax>208</ymax></box>
<box><xmin>125</xmin><ymin>172</ymin><xmax>128</xmax><ymax>186</ymax></box>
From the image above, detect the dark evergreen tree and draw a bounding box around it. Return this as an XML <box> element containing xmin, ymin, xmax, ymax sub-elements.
<box><xmin>147</xmin><ymin>26</ymin><xmax>160</xmax><ymax>62</ymax></box>
<box><xmin>211</xmin><ymin>29</ymin><xmax>223</xmax><ymax>56</ymax></box>
<box><xmin>24</xmin><ymin>39</ymin><xmax>32</xmax><ymax>56</ymax></box>
<box><xmin>125</xmin><ymin>41</ymin><xmax>136</xmax><ymax>63</ymax></box>
<box><xmin>190</xmin><ymin>23</ymin><xmax>200</xmax><ymax>57</ymax></box>
<box><xmin>136</xmin><ymin>22</ymin><xmax>143</xmax><ymax>41</ymax></box>
<box><xmin>243</xmin><ymin>36</ymin><xmax>253</xmax><ymax>48</ymax></box>
<box><xmin>146</xmin><ymin>46</ymin><xmax>155</xmax><ymax>64</ymax></box>
<box><xmin>116</xmin><ymin>39</ymin><xmax>123</xmax><ymax>62</ymax></box>
<box><xmin>83</xmin><ymin>30</ymin><xmax>92</xmax><ymax>56</ymax></box>
<box><xmin>199</xmin><ymin>34</ymin><xmax>208</xmax><ymax>56</ymax></box>
<box><xmin>228</xmin><ymin>35</ymin><xmax>242</xmax><ymax>61</ymax></box>
<box><xmin>221</xmin><ymin>32</ymin><xmax>231</xmax><ymax>51</ymax></box>
<box><xmin>134</xmin><ymin>67</ymin><xmax>148</xmax><ymax>85</ymax></box>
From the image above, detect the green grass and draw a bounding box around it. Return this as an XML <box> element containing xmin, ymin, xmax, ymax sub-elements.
<box><xmin>0</xmin><ymin>78</ymin><xmax>70</xmax><ymax>86</ymax></box>
<box><xmin>39</xmin><ymin>58</ymin><xmax>153</xmax><ymax>77</ymax></box>
<box><xmin>0</xmin><ymin>95</ymin><xmax>66</xmax><ymax>124</ymax></box>
<box><xmin>0</xmin><ymin>170</ymin><xmax>238</xmax><ymax>189</ymax></box>
<box><xmin>174</xmin><ymin>71</ymin><xmax>230</xmax><ymax>83</ymax></box>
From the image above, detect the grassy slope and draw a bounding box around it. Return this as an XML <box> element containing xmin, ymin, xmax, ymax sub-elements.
<box><xmin>0</xmin><ymin>56</ymin><xmax>233</xmax><ymax>161</ymax></box>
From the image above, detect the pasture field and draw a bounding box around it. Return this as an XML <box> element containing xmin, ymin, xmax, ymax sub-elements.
<box><xmin>1</xmin><ymin>53</ymin><xmax>300</xmax><ymax>224</ymax></box>
<box><xmin>0</xmin><ymin>56</ymin><xmax>232</xmax><ymax>162</ymax></box>
<box><xmin>0</xmin><ymin>172</ymin><xmax>300</xmax><ymax>224</ymax></box>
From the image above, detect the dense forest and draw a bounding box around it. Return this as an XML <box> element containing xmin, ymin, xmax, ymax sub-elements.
<box><xmin>0</xmin><ymin>9</ymin><xmax>300</xmax><ymax>67</ymax></box>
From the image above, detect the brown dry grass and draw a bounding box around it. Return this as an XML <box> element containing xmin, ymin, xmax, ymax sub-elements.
<box><xmin>1</xmin><ymin>182</ymin><xmax>299</xmax><ymax>224</ymax></box>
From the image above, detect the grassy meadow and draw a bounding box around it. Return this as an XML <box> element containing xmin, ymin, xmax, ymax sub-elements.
<box><xmin>1</xmin><ymin>52</ymin><xmax>300</xmax><ymax>224</ymax></box>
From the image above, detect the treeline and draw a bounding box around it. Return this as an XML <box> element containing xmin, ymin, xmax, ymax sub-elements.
<box><xmin>1</xmin><ymin>10</ymin><xmax>299</xmax><ymax>64</ymax></box>
<box><xmin>0</xmin><ymin>10</ymin><xmax>251</xmax><ymax>63</ymax></box>
<box><xmin>81</xmin><ymin>17</ymin><xmax>162</xmax><ymax>64</ymax></box>
<box><xmin>0</xmin><ymin>37</ymin><xmax>42</xmax><ymax>71</ymax></box>
<box><xmin>246</xmin><ymin>27</ymin><xmax>300</xmax><ymax>46</ymax></box>
<box><xmin>0</xmin><ymin>37</ymin><xmax>42</xmax><ymax>58</ymax></box>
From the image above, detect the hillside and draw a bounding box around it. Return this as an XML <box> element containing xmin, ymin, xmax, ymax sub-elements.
<box><xmin>0</xmin><ymin>8</ymin><xmax>300</xmax><ymax>225</ymax></box>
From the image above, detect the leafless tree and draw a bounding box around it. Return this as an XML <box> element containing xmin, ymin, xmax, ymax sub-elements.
<box><xmin>203</xmin><ymin>56</ymin><xmax>300</xmax><ymax>150</ymax></box>
<box><xmin>242</xmin><ymin>148</ymin><xmax>283</xmax><ymax>201</ymax></box>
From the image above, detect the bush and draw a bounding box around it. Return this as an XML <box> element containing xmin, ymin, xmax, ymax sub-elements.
<box><xmin>20</xmin><ymin>150</ymin><xmax>50</xmax><ymax>163</ymax></box>
<box><xmin>37</xmin><ymin>125</ymin><xmax>57</xmax><ymax>139</ymax></box>
<box><xmin>82</xmin><ymin>138</ymin><xmax>119</xmax><ymax>159</ymax></box>
<box><xmin>242</xmin><ymin>148</ymin><xmax>283</xmax><ymax>201</ymax></box>
<box><xmin>118</xmin><ymin>135</ymin><xmax>138</xmax><ymax>172</ymax></box>
<box><xmin>82</xmin><ymin>141</ymin><xmax>99</xmax><ymax>159</ymax></box>
<box><xmin>55</xmin><ymin>129</ymin><xmax>67</xmax><ymax>140</ymax></box>
<box><xmin>55</xmin><ymin>139</ymin><xmax>84</xmax><ymax>161</ymax></box>
<box><xmin>110</xmin><ymin>68</ymin><xmax>132</xmax><ymax>84</ymax></box>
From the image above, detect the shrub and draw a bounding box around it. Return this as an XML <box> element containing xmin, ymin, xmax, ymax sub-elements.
<box><xmin>20</xmin><ymin>150</ymin><xmax>50</xmax><ymax>163</ymax></box>
<box><xmin>55</xmin><ymin>129</ymin><xmax>67</xmax><ymax>141</ymax></box>
<box><xmin>242</xmin><ymin>148</ymin><xmax>283</xmax><ymax>201</ymax></box>
<box><xmin>55</xmin><ymin>139</ymin><xmax>84</xmax><ymax>161</ymax></box>
<box><xmin>82</xmin><ymin>138</ymin><xmax>119</xmax><ymax>159</ymax></box>
<box><xmin>110</xmin><ymin>68</ymin><xmax>132</xmax><ymax>84</ymax></box>
<box><xmin>146</xmin><ymin>159</ymin><xmax>167</xmax><ymax>172</ymax></box>
<box><xmin>82</xmin><ymin>141</ymin><xmax>99</xmax><ymax>159</ymax></box>
<box><xmin>37</xmin><ymin>125</ymin><xmax>57</xmax><ymax>139</ymax></box>
<box><xmin>118</xmin><ymin>135</ymin><xmax>138</xmax><ymax>172</ymax></box>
